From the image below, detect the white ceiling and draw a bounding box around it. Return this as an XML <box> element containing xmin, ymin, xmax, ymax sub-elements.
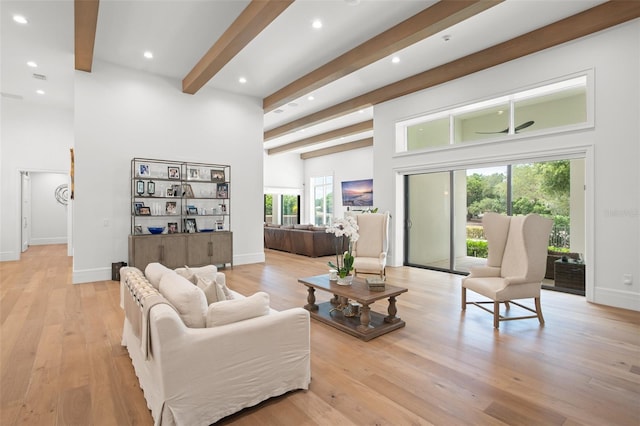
<box><xmin>1</xmin><ymin>0</ymin><xmax>608</xmax><ymax>155</ymax></box>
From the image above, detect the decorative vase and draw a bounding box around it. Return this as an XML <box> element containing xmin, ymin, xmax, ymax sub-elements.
<box><xmin>336</xmin><ymin>274</ymin><xmax>353</xmax><ymax>286</ymax></box>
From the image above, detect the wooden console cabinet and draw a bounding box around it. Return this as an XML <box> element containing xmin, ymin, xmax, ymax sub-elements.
<box><xmin>128</xmin><ymin>232</ymin><xmax>232</xmax><ymax>271</ymax></box>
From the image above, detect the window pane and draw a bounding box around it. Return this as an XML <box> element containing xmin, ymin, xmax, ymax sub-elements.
<box><xmin>514</xmin><ymin>87</ymin><xmax>586</xmax><ymax>134</ymax></box>
<box><xmin>282</xmin><ymin>195</ymin><xmax>299</xmax><ymax>225</ymax></box>
<box><xmin>454</xmin><ymin>103</ymin><xmax>510</xmax><ymax>143</ymax></box>
<box><xmin>264</xmin><ymin>194</ymin><xmax>273</xmax><ymax>224</ymax></box>
<box><xmin>407</xmin><ymin>117</ymin><xmax>449</xmax><ymax>150</ymax></box>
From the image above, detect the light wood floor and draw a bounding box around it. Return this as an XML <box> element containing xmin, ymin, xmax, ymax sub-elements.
<box><xmin>1</xmin><ymin>245</ymin><xmax>639</xmax><ymax>425</ymax></box>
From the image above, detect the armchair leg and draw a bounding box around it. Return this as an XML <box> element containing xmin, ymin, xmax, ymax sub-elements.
<box><xmin>461</xmin><ymin>287</ymin><xmax>466</xmax><ymax>310</ymax></box>
<box><xmin>493</xmin><ymin>301</ymin><xmax>500</xmax><ymax>329</ymax></box>
<box><xmin>535</xmin><ymin>297</ymin><xmax>545</xmax><ymax>325</ymax></box>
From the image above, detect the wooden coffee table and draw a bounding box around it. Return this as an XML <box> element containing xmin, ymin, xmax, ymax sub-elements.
<box><xmin>298</xmin><ymin>274</ymin><xmax>408</xmax><ymax>341</ymax></box>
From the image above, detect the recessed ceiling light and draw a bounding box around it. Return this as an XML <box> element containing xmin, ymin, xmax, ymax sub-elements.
<box><xmin>288</xmin><ymin>102</ymin><xmax>298</xmax><ymax>107</ymax></box>
<box><xmin>274</xmin><ymin>109</ymin><xmax>284</xmax><ymax>114</ymax></box>
<box><xmin>27</xmin><ymin>61</ymin><xmax>38</xmax><ymax>68</ymax></box>
<box><xmin>238</xmin><ymin>77</ymin><xmax>247</xmax><ymax>84</ymax></box>
<box><xmin>143</xmin><ymin>51</ymin><xmax>153</xmax><ymax>59</ymax></box>
<box><xmin>312</xmin><ymin>19</ymin><xmax>322</xmax><ymax>29</ymax></box>
<box><xmin>307</xmin><ymin>95</ymin><xmax>315</xmax><ymax>101</ymax></box>
<box><xmin>36</xmin><ymin>90</ymin><xmax>45</xmax><ymax>95</ymax></box>
<box><xmin>442</xmin><ymin>34</ymin><xmax>452</xmax><ymax>42</ymax></box>
<box><xmin>13</xmin><ymin>15</ymin><xmax>28</xmax><ymax>24</ymax></box>
<box><xmin>391</xmin><ymin>56</ymin><xmax>400</xmax><ymax>64</ymax></box>
<box><xmin>358</xmin><ymin>110</ymin><xmax>365</xmax><ymax>113</ymax></box>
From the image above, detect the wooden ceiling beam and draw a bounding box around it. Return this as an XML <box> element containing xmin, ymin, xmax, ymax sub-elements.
<box><xmin>267</xmin><ymin>120</ymin><xmax>372</xmax><ymax>155</ymax></box>
<box><xmin>300</xmin><ymin>138</ymin><xmax>373</xmax><ymax>160</ymax></box>
<box><xmin>263</xmin><ymin>0</ymin><xmax>502</xmax><ymax>113</ymax></box>
<box><xmin>74</xmin><ymin>0</ymin><xmax>100</xmax><ymax>72</ymax></box>
<box><xmin>183</xmin><ymin>0</ymin><xmax>293</xmax><ymax>95</ymax></box>
<box><xmin>265</xmin><ymin>1</ymin><xmax>640</xmax><ymax>141</ymax></box>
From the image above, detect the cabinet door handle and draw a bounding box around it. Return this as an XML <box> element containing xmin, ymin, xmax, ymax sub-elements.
<box><xmin>208</xmin><ymin>241</ymin><xmax>213</xmax><ymax>257</ymax></box>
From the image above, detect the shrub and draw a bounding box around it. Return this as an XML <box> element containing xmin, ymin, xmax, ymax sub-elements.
<box><xmin>466</xmin><ymin>225</ymin><xmax>485</xmax><ymax>239</ymax></box>
<box><xmin>467</xmin><ymin>239</ymin><xmax>488</xmax><ymax>258</ymax></box>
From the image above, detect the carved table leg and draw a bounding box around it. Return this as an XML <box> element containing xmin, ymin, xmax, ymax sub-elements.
<box><xmin>330</xmin><ymin>294</ymin><xmax>339</xmax><ymax>305</ymax></box>
<box><xmin>305</xmin><ymin>287</ymin><xmax>318</xmax><ymax>311</ymax></box>
<box><xmin>357</xmin><ymin>304</ymin><xmax>371</xmax><ymax>332</ymax></box>
<box><xmin>384</xmin><ymin>296</ymin><xmax>400</xmax><ymax>323</ymax></box>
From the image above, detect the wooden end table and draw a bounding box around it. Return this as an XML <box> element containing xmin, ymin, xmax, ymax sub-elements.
<box><xmin>298</xmin><ymin>274</ymin><xmax>408</xmax><ymax>341</ymax></box>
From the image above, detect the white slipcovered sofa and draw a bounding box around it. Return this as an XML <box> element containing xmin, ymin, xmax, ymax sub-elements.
<box><xmin>120</xmin><ymin>263</ymin><xmax>311</xmax><ymax>426</ymax></box>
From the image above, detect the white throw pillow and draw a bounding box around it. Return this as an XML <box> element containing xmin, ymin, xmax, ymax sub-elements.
<box><xmin>175</xmin><ymin>265</ymin><xmax>233</xmax><ymax>299</ymax></box>
<box><xmin>159</xmin><ymin>271</ymin><xmax>207</xmax><ymax>328</ymax></box>
<box><xmin>206</xmin><ymin>292</ymin><xmax>270</xmax><ymax>327</ymax></box>
<box><xmin>145</xmin><ymin>263</ymin><xmax>172</xmax><ymax>289</ymax></box>
<box><xmin>196</xmin><ymin>275</ymin><xmax>227</xmax><ymax>305</ymax></box>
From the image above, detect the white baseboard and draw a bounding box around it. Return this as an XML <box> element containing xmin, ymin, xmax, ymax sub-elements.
<box><xmin>0</xmin><ymin>251</ymin><xmax>19</xmax><ymax>262</ymax></box>
<box><xmin>593</xmin><ymin>287</ymin><xmax>640</xmax><ymax>311</ymax></box>
<box><xmin>73</xmin><ymin>266</ymin><xmax>111</xmax><ymax>284</ymax></box>
<box><xmin>30</xmin><ymin>237</ymin><xmax>68</xmax><ymax>245</ymax></box>
<box><xmin>233</xmin><ymin>251</ymin><xmax>265</xmax><ymax>266</ymax></box>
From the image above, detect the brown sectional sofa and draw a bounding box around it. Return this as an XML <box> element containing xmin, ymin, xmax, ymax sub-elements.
<box><xmin>264</xmin><ymin>224</ymin><xmax>346</xmax><ymax>257</ymax></box>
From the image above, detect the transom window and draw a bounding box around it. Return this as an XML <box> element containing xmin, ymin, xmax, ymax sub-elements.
<box><xmin>398</xmin><ymin>75</ymin><xmax>588</xmax><ymax>152</ymax></box>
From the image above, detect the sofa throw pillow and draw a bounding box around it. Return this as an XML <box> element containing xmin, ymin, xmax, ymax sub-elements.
<box><xmin>206</xmin><ymin>292</ymin><xmax>270</xmax><ymax>327</ymax></box>
<box><xmin>196</xmin><ymin>275</ymin><xmax>227</xmax><ymax>305</ymax></box>
<box><xmin>145</xmin><ymin>262</ymin><xmax>173</xmax><ymax>289</ymax></box>
<box><xmin>175</xmin><ymin>265</ymin><xmax>233</xmax><ymax>300</ymax></box>
<box><xmin>159</xmin><ymin>271</ymin><xmax>207</xmax><ymax>328</ymax></box>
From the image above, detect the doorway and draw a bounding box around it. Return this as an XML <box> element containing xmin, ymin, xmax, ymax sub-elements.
<box><xmin>20</xmin><ymin>171</ymin><xmax>70</xmax><ymax>254</ymax></box>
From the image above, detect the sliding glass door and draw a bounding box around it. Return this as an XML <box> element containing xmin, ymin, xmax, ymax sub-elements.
<box><xmin>405</xmin><ymin>159</ymin><xmax>583</xmax><ymax>275</ymax></box>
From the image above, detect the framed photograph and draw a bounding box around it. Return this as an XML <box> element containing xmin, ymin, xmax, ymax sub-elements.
<box><xmin>138</xmin><ymin>163</ymin><xmax>150</xmax><ymax>177</ymax></box>
<box><xmin>211</xmin><ymin>169</ymin><xmax>225</xmax><ymax>182</ymax></box>
<box><xmin>138</xmin><ymin>206</ymin><xmax>151</xmax><ymax>216</ymax></box>
<box><xmin>183</xmin><ymin>218</ymin><xmax>197</xmax><ymax>233</ymax></box>
<box><xmin>136</xmin><ymin>180</ymin><xmax>145</xmax><ymax>195</ymax></box>
<box><xmin>216</xmin><ymin>220</ymin><xmax>224</xmax><ymax>231</ymax></box>
<box><xmin>221</xmin><ymin>203</ymin><xmax>227</xmax><ymax>214</ymax></box>
<box><xmin>134</xmin><ymin>225</ymin><xmax>143</xmax><ymax>235</ymax></box>
<box><xmin>147</xmin><ymin>181</ymin><xmax>155</xmax><ymax>195</ymax></box>
<box><xmin>182</xmin><ymin>184</ymin><xmax>194</xmax><ymax>198</ymax></box>
<box><xmin>165</xmin><ymin>201</ymin><xmax>177</xmax><ymax>215</ymax></box>
<box><xmin>168</xmin><ymin>166</ymin><xmax>180</xmax><ymax>180</ymax></box>
<box><xmin>188</xmin><ymin>168</ymin><xmax>200</xmax><ymax>180</ymax></box>
<box><xmin>216</xmin><ymin>183</ymin><xmax>228</xmax><ymax>198</ymax></box>
<box><xmin>165</xmin><ymin>187</ymin><xmax>174</xmax><ymax>197</ymax></box>
<box><xmin>187</xmin><ymin>205</ymin><xmax>198</xmax><ymax>215</ymax></box>
<box><xmin>167</xmin><ymin>222</ymin><xmax>178</xmax><ymax>234</ymax></box>
<box><xmin>133</xmin><ymin>202</ymin><xmax>144</xmax><ymax>215</ymax></box>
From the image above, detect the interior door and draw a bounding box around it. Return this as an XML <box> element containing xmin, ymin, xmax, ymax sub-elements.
<box><xmin>21</xmin><ymin>172</ymin><xmax>31</xmax><ymax>252</ymax></box>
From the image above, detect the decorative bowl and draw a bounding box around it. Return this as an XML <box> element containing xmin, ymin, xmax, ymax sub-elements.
<box><xmin>147</xmin><ymin>226</ymin><xmax>165</xmax><ymax>234</ymax></box>
<box><xmin>199</xmin><ymin>228</ymin><xmax>214</xmax><ymax>233</ymax></box>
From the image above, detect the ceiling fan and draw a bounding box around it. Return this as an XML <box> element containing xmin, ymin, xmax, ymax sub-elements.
<box><xmin>476</xmin><ymin>120</ymin><xmax>535</xmax><ymax>134</ymax></box>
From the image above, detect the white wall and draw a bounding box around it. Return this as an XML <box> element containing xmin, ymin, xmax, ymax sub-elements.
<box><xmin>73</xmin><ymin>61</ymin><xmax>264</xmax><ymax>283</ymax></box>
<box><xmin>374</xmin><ymin>20</ymin><xmax>640</xmax><ymax>311</ymax></box>
<box><xmin>0</xmin><ymin>100</ymin><xmax>73</xmax><ymax>260</ymax></box>
<box><xmin>30</xmin><ymin>172</ymin><xmax>68</xmax><ymax>245</ymax></box>
<box><xmin>303</xmin><ymin>147</ymin><xmax>374</xmax><ymax>223</ymax></box>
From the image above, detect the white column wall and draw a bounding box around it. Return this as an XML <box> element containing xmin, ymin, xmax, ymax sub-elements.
<box><xmin>73</xmin><ymin>61</ymin><xmax>264</xmax><ymax>283</ymax></box>
<box><xmin>374</xmin><ymin>20</ymin><xmax>639</xmax><ymax>311</ymax></box>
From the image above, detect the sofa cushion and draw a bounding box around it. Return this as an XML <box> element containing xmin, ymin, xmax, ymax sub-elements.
<box><xmin>175</xmin><ymin>265</ymin><xmax>217</xmax><ymax>283</ymax></box>
<box><xmin>294</xmin><ymin>224</ymin><xmax>312</xmax><ymax>230</ymax></box>
<box><xmin>205</xmin><ymin>292</ymin><xmax>270</xmax><ymax>327</ymax></box>
<box><xmin>196</xmin><ymin>275</ymin><xmax>228</xmax><ymax>305</ymax></box>
<box><xmin>159</xmin><ymin>271</ymin><xmax>207</xmax><ymax>328</ymax></box>
<box><xmin>145</xmin><ymin>263</ymin><xmax>173</xmax><ymax>289</ymax></box>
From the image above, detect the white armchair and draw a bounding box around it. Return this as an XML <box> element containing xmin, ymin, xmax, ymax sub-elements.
<box><xmin>353</xmin><ymin>212</ymin><xmax>390</xmax><ymax>278</ymax></box>
<box><xmin>462</xmin><ymin>212</ymin><xmax>553</xmax><ymax>329</ymax></box>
